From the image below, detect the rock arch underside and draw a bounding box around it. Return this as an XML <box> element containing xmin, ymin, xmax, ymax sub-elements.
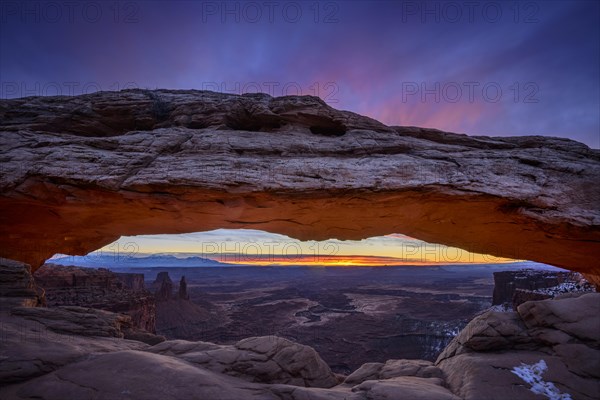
<box><xmin>1</xmin><ymin>90</ymin><xmax>599</xmax><ymax>285</ymax></box>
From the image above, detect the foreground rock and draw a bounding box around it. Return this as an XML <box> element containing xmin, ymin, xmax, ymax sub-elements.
<box><xmin>149</xmin><ymin>336</ymin><xmax>339</xmax><ymax>388</ymax></box>
<box><xmin>344</xmin><ymin>359</ymin><xmax>443</xmax><ymax>385</ymax></box>
<box><xmin>1</xmin><ymin>349</ymin><xmax>277</xmax><ymax>400</ymax></box>
<box><xmin>0</xmin><ymin>90</ymin><xmax>599</xmax><ymax>283</ymax></box>
<box><xmin>0</xmin><ymin>311</ymin><xmax>148</xmax><ymax>384</ymax></box>
<box><xmin>436</xmin><ymin>293</ymin><xmax>600</xmax><ymax>400</ymax></box>
<box><xmin>0</xmin><ymin>312</ymin><xmax>459</xmax><ymax>400</ymax></box>
<box><xmin>2</xmin><ymin>293</ymin><xmax>598</xmax><ymax>399</ymax></box>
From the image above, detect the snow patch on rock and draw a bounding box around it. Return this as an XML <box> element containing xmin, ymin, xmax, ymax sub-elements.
<box><xmin>511</xmin><ymin>359</ymin><xmax>572</xmax><ymax>400</ymax></box>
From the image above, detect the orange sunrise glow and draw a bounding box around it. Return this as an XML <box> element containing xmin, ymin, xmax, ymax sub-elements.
<box><xmin>95</xmin><ymin>229</ymin><xmax>515</xmax><ymax>266</ymax></box>
<box><xmin>208</xmin><ymin>254</ymin><xmax>514</xmax><ymax>267</ymax></box>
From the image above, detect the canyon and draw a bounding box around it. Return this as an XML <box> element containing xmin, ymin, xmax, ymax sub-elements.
<box><xmin>25</xmin><ymin>262</ymin><xmax>595</xmax><ymax>376</ymax></box>
<box><xmin>143</xmin><ymin>264</ymin><xmax>496</xmax><ymax>373</ymax></box>
<box><xmin>1</xmin><ymin>258</ymin><xmax>598</xmax><ymax>399</ymax></box>
<box><xmin>492</xmin><ymin>269</ymin><xmax>594</xmax><ymax>309</ymax></box>
<box><xmin>13</xmin><ymin>262</ymin><xmax>486</xmax><ymax>372</ymax></box>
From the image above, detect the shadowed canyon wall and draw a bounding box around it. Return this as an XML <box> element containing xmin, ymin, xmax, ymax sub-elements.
<box><xmin>0</xmin><ymin>90</ymin><xmax>599</xmax><ymax>282</ymax></box>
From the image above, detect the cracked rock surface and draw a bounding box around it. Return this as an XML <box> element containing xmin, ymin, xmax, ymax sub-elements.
<box><xmin>0</xmin><ymin>90</ymin><xmax>599</xmax><ymax>284</ymax></box>
<box><xmin>436</xmin><ymin>293</ymin><xmax>600</xmax><ymax>400</ymax></box>
<box><xmin>148</xmin><ymin>335</ymin><xmax>339</xmax><ymax>388</ymax></box>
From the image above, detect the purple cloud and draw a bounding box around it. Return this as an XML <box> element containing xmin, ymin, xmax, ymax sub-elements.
<box><xmin>1</xmin><ymin>0</ymin><xmax>598</xmax><ymax>147</ymax></box>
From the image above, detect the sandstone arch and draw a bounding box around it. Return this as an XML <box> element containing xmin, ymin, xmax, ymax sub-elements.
<box><xmin>1</xmin><ymin>90</ymin><xmax>599</xmax><ymax>284</ymax></box>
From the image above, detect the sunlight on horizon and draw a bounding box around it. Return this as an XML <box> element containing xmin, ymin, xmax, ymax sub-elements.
<box><xmin>86</xmin><ymin>229</ymin><xmax>516</xmax><ymax>266</ymax></box>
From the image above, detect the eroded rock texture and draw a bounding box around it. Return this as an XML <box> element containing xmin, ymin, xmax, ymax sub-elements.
<box><xmin>436</xmin><ymin>293</ymin><xmax>600</xmax><ymax>400</ymax></box>
<box><xmin>178</xmin><ymin>276</ymin><xmax>189</xmax><ymax>300</ymax></box>
<box><xmin>148</xmin><ymin>336</ymin><xmax>339</xmax><ymax>388</ymax></box>
<box><xmin>0</xmin><ymin>257</ymin><xmax>45</xmax><ymax>310</ymax></box>
<box><xmin>2</xmin><ymin>286</ymin><xmax>597</xmax><ymax>399</ymax></box>
<box><xmin>0</xmin><ymin>90</ymin><xmax>599</xmax><ymax>279</ymax></box>
<box><xmin>153</xmin><ymin>271</ymin><xmax>174</xmax><ymax>302</ymax></box>
<box><xmin>492</xmin><ymin>269</ymin><xmax>595</xmax><ymax>309</ymax></box>
<box><xmin>34</xmin><ymin>263</ymin><xmax>157</xmax><ymax>332</ymax></box>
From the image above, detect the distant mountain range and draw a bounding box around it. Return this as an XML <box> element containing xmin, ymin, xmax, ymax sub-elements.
<box><xmin>49</xmin><ymin>254</ymin><xmax>566</xmax><ymax>271</ymax></box>
<box><xmin>50</xmin><ymin>254</ymin><xmax>232</xmax><ymax>268</ymax></box>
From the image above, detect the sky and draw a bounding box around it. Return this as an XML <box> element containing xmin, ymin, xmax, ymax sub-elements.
<box><xmin>2</xmin><ymin>1</ymin><xmax>598</xmax><ymax>265</ymax></box>
<box><xmin>92</xmin><ymin>229</ymin><xmax>516</xmax><ymax>266</ymax></box>
<box><xmin>1</xmin><ymin>0</ymin><xmax>598</xmax><ymax>147</ymax></box>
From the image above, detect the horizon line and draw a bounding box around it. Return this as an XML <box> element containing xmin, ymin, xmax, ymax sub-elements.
<box><xmin>51</xmin><ymin>251</ymin><xmax>525</xmax><ymax>267</ymax></box>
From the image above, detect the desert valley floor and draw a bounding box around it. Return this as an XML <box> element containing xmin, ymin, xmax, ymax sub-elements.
<box><xmin>111</xmin><ymin>264</ymin><xmax>533</xmax><ymax>374</ymax></box>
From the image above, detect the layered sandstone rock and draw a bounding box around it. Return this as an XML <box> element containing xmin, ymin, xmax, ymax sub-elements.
<box><xmin>0</xmin><ymin>310</ymin><xmax>148</xmax><ymax>384</ymax></box>
<box><xmin>153</xmin><ymin>271</ymin><xmax>174</xmax><ymax>301</ymax></box>
<box><xmin>115</xmin><ymin>272</ymin><xmax>145</xmax><ymax>291</ymax></box>
<box><xmin>344</xmin><ymin>359</ymin><xmax>443</xmax><ymax>384</ymax></box>
<box><xmin>178</xmin><ymin>276</ymin><xmax>189</xmax><ymax>300</ymax></box>
<box><xmin>11</xmin><ymin>305</ymin><xmax>134</xmax><ymax>338</ymax></box>
<box><xmin>493</xmin><ymin>270</ymin><xmax>569</xmax><ymax>305</ymax></box>
<box><xmin>492</xmin><ymin>269</ymin><xmax>595</xmax><ymax>309</ymax></box>
<box><xmin>0</xmin><ymin>257</ymin><xmax>44</xmax><ymax>310</ymax></box>
<box><xmin>150</xmin><ymin>271</ymin><xmax>220</xmax><ymax>339</ymax></box>
<box><xmin>436</xmin><ymin>293</ymin><xmax>600</xmax><ymax>400</ymax></box>
<box><xmin>0</xmin><ymin>317</ymin><xmax>459</xmax><ymax>400</ymax></box>
<box><xmin>148</xmin><ymin>336</ymin><xmax>339</xmax><ymax>388</ymax></box>
<box><xmin>10</xmin><ymin>305</ymin><xmax>164</xmax><ymax>345</ymax></box>
<box><xmin>0</xmin><ymin>90</ymin><xmax>598</xmax><ymax>282</ymax></box>
<box><xmin>154</xmin><ymin>296</ymin><xmax>223</xmax><ymax>339</ymax></box>
<box><xmin>35</xmin><ymin>264</ymin><xmax>157</xmax><ymax>332</ymax></box>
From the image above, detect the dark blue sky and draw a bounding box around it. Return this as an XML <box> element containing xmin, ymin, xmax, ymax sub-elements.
<box><xmin>1</xmin><ymin>0</ymin><xmax>599</xmax><ymax>147</ymax></box>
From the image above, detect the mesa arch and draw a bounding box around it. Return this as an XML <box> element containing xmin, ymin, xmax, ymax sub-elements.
<box><xmin>0</xmin><ymin>90</ymin><xmax>599</xmax><ymax>285</ymax></box>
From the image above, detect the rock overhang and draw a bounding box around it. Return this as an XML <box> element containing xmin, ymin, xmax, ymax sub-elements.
<box><xmin>0</xmin><ymin>89</ymin><xmax>599</xmax><ymax>284</ymax></box>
